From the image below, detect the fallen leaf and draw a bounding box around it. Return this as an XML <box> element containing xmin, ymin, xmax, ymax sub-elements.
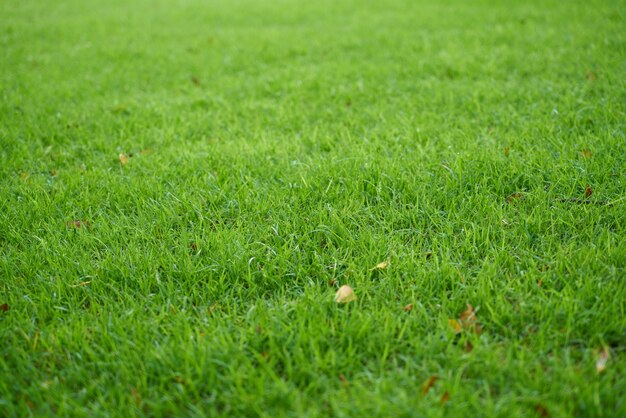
<box><xmin>506</xmin><ymin>192</ymin><xmax>525</xmax><ymax>204</ymax></box>
<box><xmin>328</xmin><ymin>279</ymin><xmax>337</xmax><ymax>286</ymax></box>
<box><xmin>440</xmin><ymin>391</ymin><xmax>450</xmax><ymax>405</ymax></box>
<box><xmin>50</xmin><ymin>170</ymin><xmax>58</xmax><ymax>177</ymax></box>
<box><xmin>403</xmin><ymin>303</ymin><xmax>414</xmax><ymax>312</ymax></box>
<box><xmin>585</xmin><ymin>185</ymin><xmax>593</xmax><ymax>198</ymax></box>
<box><xmin>421</xmin><ymin>375</ymin><xmax>438</xmax><ymax>395</ymax></box>
<box><xmin>460</xmin><ymin>304</ymin><xmax>477</xmax><ymax>323</ymax></box>
<box><xmin>191</xmin><ymin>76</ymin><xmax>201</xmax><ymax>86</ymax></box>
<box><xmin>0</xmin><ymin>303</ymin><xmax>9</xmax><ymax>312</ymax></box>
<box><xmin>535</xmin><ymin>404</ymin><xmax>550</xmax><ymax>418</ymax></box>
<box><xmin>464</xmin><ymin>341</ymin><xmax>474</xmax><ymax>353</ymax></box>
<box><xmin>339</xmin><ymin>374</ymin><xmax>348</xmax><ymax>386</ymax></box>
<box><xmin>66</xmin><ymin>220</ymin><xmax>91</xmax><ymax>229</ymax></box>
<box><xmin>335</xmin><ymin>285</ymin><xmax>356</xmax><ymax>303</ymax></box>
<box><xmin>448</xmin><ymin>319</ymin><xmax>462</xmax><ymax>334</ymax></box>
<box><xmin>119</xmin><ymin>153</ymin><xmax>129</xmax><ymax>165</ymax></box>
<box><xmin>131</xmin><ymin>388</ymin><xmax>142</xmax><ymax>406</ymax></box>
<box><xmin>581</xmin><ymin>149</ymin><xmax>592</xmax><ymax>158</ymax></box>
<box><xmin>370</xmin><ymin>260</ymin><xmax>389</xmax><ymax>271</ymax></box>
<box><xmin>595</xmin><ymin>348</ymin><xmax>609</xmax><ymax>374</ymax></box>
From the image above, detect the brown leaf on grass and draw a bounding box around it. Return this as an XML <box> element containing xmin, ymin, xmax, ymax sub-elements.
<box><xmin>581</xmin><ymin>149</ymin><xmax>592</xmax><ymax>158</ymax></box>
<box><xmin>328</xmin><ymin>279</ymin><xmax>337</xmax><ymax>286</ymax></box>
<box><xmin>370</xmin><ymin>260</ymin><xmax>389</xmax><ymax>271</ymax></box>
<box><xmin>449</xmin><ymin>304</ymin><xmax>482</xmax><ymax>334</ymax></box>
<box><xmin>119</xmin><ymin>153</ymin><xmax>129</xmax><ymax>165</ymax></box>
<box><xmin>191</xmin><ymin>76</ymin><xmax>201</xmax><ymax>86</ymax></box>
<box><xmin>335</xmin><ymin>285</ymin><xmax>356</xmax><ymax>303</ymax></box>
<box><xmin>535</xmin><ymin>404</ymin><xmax>550</xmax><ymax>418</ymax></box>
<box><xmin>403</xmin><ymin>303</ymin><xmax>414</xmax><ymax>312</ymax></box>
<box><xmin>585</xmin><ymin>185</ymin><xmax>593</xmax><ymax>198</ymax></box>
<box><xmin>464</xmin><ymin>341</ymin><xmax>474</xmax><ymax>353</ymax></box>
<box><xmin>459</xmin><ymin>304</ymin><xmax>476</xmax><ymax>323</ymax></box>
<box><xmin>440</xmin><ymin>391</ymin><xmax>450</xmax><ymax>405</ymax></box>
<box><xmin>595</xmin><ymin>348</ymin><xmax>609</xmax><ymax>374</ymax></box>
<box><xmin>66</xmin><ymin>220</ymin><xmax>91</xmax><ymax>229</ymax></box>
<box><xmin>0</xmin><ymin>303</ymin><xmax>9</xmax><ymax>312</ymax></box>
<box><xmin>339</xmin><ymin>374</ymin><xmax>349</xmax><ymax>387</ymax></box>
<box><xmin>50</xmin><ymin>169</ymin><xmax>58</xmax><ymax>177</ymax></box>
<box><xmin>421</xmin><ymin>375</ymin><xmax>438</xmax><ymax>395</ymax></box>
<box><xmin>130</xmin><ymin>388</ymin><xmax>142</xmax><ymax>406</ymax></box>
<box><xmin>506</xmin><ymin>192</ymin><xmax>525</xmax><ymax>204</ymax></box>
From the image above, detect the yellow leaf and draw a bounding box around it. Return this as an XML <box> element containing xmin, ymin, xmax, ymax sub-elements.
<box><xmin>370</xmin><ymin>260</ymin><xmax>389</xmax><ymax>271</ymax></box>
<box><xmin>334</xmin><ymin>285</ymin><xmax>356</xmax><ymax>303</ymax></box>
<box><xmin>119</xmin><ymin>153</ymin><xmax>129</xmax><ymax>165</ymax></box>
<box><xmin>596</xmin><ymin>348</ymin><xmax>609</xmax><ymax>374</ymax></box>
<box><xmin>448</xmin><ymin>319</ymin><xmax>462</xmax><ymax>334</ymax></box>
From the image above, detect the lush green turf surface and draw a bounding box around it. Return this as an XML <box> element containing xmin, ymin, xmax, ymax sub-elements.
<box><xmin>1</xmin><ymin>0</ymin><xmax>625</xmax><ymax>416</ymax></box>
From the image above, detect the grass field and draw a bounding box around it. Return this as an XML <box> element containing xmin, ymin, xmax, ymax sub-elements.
<box><xmin>1</xmin><ymin>0</ymin><xmax>625</xmax><ymax>416</ymax></box>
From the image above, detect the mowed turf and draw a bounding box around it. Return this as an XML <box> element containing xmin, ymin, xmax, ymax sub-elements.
<box><xmin>1</xmin><ymin>0</ymin><xmax>625</xmax><ymax>416</ymax></box>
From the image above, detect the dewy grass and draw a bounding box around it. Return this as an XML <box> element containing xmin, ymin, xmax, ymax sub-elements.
<box><xmin>1</xmin><ymin>0</ymin><xmax>624</xmax><ymax>416</ymax></box>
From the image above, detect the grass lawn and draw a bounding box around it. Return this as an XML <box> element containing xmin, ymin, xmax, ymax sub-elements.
<box><xmin>1</xmin><ymin>0</ymin><xmax>625</xmax><ymax>416</ymax></box>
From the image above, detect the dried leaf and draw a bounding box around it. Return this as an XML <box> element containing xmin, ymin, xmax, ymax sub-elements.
<box><xmin>131</xmin><ymin>388</ymin><xmax>142</xmax><ymax>406</ymax></box>
<box><xmin>506</xmin><ymin>192</ymin><xmax>525</xmax><ymax>204</ymax></box>
<box><xmin>119</xmin><ymin>153</ymin><xmax>129</xmax><ymax>165</ymax></box>
<box><xmin>450</xmin><ymin>304</ymin><xmax>482</xmax><ymax>334</ymax></box>
<box><xmin>328</xmin><ymin>279</ymin><xmax>337</xmax><ymax>286</ymax></box>
<box><xmin>585</xmin><ymin>185</ymin><xmax>593</xmax><ymax>198</ymax></box>
<box><xmin>191</xmin><ymin>76</ymin><xmax>201</xmax><ymax>86</ymax></box>
<box><xmin>66</xmin><ymin>220</ymin><xmax>91</xmax><ymax>229</ymax></box>
<box><xmin>460</xmin><ymin>304</ymin><xmax>476</xmax><ymax>323</ymax></box>
<box><xmin>0</xmin><ymin>303</ymin><xmax>9</xmax><ymax>312</ymax></box>
<box><xmin>464</xmin><ymin>341</ymin><xmax>474</xmax><ymax>353</ymax></box>
<box><xmin>421</xmin><ymin>375</ymin><xmax>438</xmax><ymax>394</ymax></box>
<box><xmin>595</xmin><ymin>348</ymin><xmax>609</xmax><ymax>374</ymax></box>
<box><xmin>580</xmin><ymin>149</ymin><xmax>592</xmax><ymax>158</ymax></box>
<box><xmin>448</xmin><ymin>319</ymin><xmax>462</xmax><ymax>334</ymax></box>
<box><xmin>535</xmin><ymin>404</ymin><xmax>550</xmax><ymax>418</ymax></box>
<box><xmin>440</xmin><ymin>391</ymin><xmax>450</xmax><ymax>405</ymax></box>
<box><xmin>403</xmin><ymin>303</ymin><xmax>414</xmax><ymax>312</ymax></box>
<box><xmin>335</xmin><ymin>285</ymin><xmax>356</xmax><ymax>303</ymax></box>
<box><xmin>370</xmin><ymin>260</ymin><xmax>389</xmax><ymax>271</ymax></box>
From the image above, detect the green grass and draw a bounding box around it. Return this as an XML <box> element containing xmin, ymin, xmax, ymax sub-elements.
<box><xmin>1</xmin><ymin>0</ymin><xmax>625</xmax><ymax>416</ymax></box>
